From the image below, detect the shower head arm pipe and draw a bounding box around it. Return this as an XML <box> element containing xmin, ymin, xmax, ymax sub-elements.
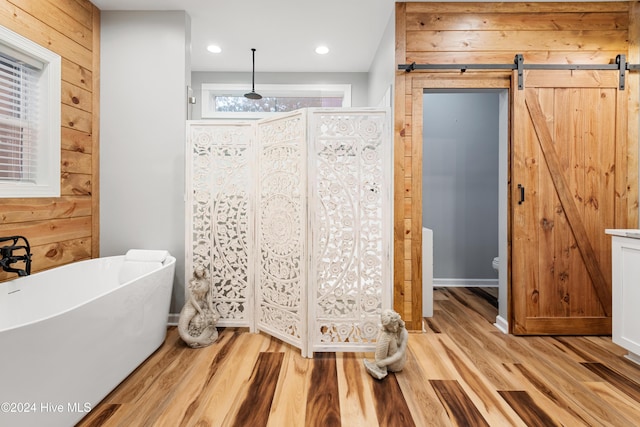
<box><xmin>245</xmin><ymin>48</ymin><xmax>262</xmax><ymax>99</ymax></box>
<box><xmin>251</xmin><ymin>48</ymin><xmax>256</xmax><ymax>91</ymax></box>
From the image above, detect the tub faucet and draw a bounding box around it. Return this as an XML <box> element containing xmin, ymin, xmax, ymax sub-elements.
<box><xmin>0</xmin><ymin>236</ymin><xmax>32</xmax><ymax>277</ymax></box>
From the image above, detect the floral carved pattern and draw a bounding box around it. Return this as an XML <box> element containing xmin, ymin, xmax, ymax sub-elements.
<box><xmin>311</xmin><ymin>112</ymin><xmax>388</xmax><ymax>347</ymax></box>
<box><xmin>256</xmin><ymin>113</ymin><xmax>306</xmax><ymax>345</ymax></box>
<box><xmin>189</xmin><ymin>124</ymin><xmax>252</xmax><ymax>324</ymax></box>
<box><xmin>187</xmin><ymin>109</ymin><xmax>390</xmax><ymax>356</ymax></box>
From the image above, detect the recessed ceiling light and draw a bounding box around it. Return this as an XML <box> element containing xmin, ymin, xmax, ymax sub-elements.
<box><xmin>207</xmin><ymin>45</ymin><xmax>222</xmax><ymax>54</ymax></box>
<box><xmin>315</xmin><ymin>46</ymin><xmax>329</xmax><ymax>55</ymax></box>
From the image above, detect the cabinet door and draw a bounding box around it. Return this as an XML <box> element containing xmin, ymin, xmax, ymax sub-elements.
<box><xmin>511</xmin><ymin>70</ymin><xmax>629</xmax><ymax>334</ymax></box>
<box><xmin>611</xmin><ymin>235</ymin><xmax>640</xmax><ymax>357</ymax></box>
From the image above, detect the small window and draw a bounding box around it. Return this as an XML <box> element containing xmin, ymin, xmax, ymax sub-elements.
<box><xmin>0</xmin><ymin>25</ymin><xmax>61</xmax><ymax>198</ymax></box>
<box><xmin>201</xmin><ymin>84</ymin><xmax>351</xmax><ymax>119</ymax></box>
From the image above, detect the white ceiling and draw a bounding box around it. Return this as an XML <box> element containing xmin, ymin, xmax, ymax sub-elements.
<box><xmin>91</xmin><ymin>0</ymin><xmax>396</xmax><ymax>73</ymax></box>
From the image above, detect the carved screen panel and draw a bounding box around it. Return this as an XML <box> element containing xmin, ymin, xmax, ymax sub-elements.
<box><xmin>186</xmin><ymin>122</ymin><xmax>253</xmax><ymax>327</ymax></box>
<box><xmin>255</xmin><ymin>111</ymin><xmax>308</xmax><ymax>356</ymax></box>
<box><xmin>186</xmin><ymin>109</ymin><xmax>391</xmax><ymax>357</ymax></box>
<box><xmin>308</xmin><ymin>110</ymin><xmax>392</xmax><ymax>353</ymax></box>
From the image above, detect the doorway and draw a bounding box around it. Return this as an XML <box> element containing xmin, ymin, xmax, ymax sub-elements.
<box><xmin>422</xmin><ymin>89</ymin><xmax>509</xmax><ymax>332</ymax></box>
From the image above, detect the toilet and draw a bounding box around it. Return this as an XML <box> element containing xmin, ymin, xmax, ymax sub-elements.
<box><xmin>492</xmin><ymin>257</ymin><xmax>499</xmax><ymax>271</ymax></box>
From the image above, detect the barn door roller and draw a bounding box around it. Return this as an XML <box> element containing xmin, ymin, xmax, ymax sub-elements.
<box><xmin>399</xmin><ymin>54</ymin><xmax>640</xmax><ymax>90</ymax></box>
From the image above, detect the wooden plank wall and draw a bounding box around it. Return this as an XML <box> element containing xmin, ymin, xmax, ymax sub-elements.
<box><xmin>394</xmin><ymin>1</ymin><xmax>640</xmax><ymax>330</ymax></box>
<box><xmin>0</xmin><ymin>0</ymin><xmax>100</xmax><ymax>281</ymax></box>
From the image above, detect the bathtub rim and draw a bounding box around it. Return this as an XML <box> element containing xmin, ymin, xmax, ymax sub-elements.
<box><xmin>0</xmin><ymin>254</ymin><xmax>176</xmax><ymax>334</ymax></box>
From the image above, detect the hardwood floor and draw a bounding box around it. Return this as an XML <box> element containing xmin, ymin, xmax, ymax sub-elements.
<box><xmin>77</xmin><ymin>288</ymin><xmax>640</xmax><ymax>426</ymax></box>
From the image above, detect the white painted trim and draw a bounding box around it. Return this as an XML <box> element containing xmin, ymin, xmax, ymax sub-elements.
<box><xmin>625</xmin><ymin>352</ymin><xmax>640</xmax><ymax>365</ymax></box>
<box><xmin>0</xmin><ymin>25</ymin><xmax>60</xmax><ymax>198</ymax></box>
<box><xmin>201</xmin><ymin>83</ymin><xmax>352</xmax><ymax>119</ymax></box>
<box><xmin>494</xmin><ymin>315</ymin><xmax>508</xmax><ymax>334</ymax></box>
<box><xmin>167</xmin><ymin>313</ymin><xmax>179</xmax><ymax>326</ymax></box>
<box><xmin>433</xmin><ymin>278</ymin><xmax>498</xmax><ymax>287</ymax></box>
<box><xmin>422</xmin><ymin>228</ymin><xmax>433</xmax><ymax>317</ymax></box>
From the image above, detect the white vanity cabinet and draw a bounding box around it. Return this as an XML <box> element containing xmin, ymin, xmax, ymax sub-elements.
<box><xmin>606</xmin><ymin>229</ymin><xmax>640</xmax><ymax>364</ymax></box>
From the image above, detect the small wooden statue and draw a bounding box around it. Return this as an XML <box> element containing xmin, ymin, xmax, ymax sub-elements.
<box><xmin>364</xmin><ymin>309</ymin><xmax>409</xmax><ymax>379</ymax></box>
<box><xmin>178</xmin><ymin>265</ymin><xmax>220</xmax><ymax>348</ymax></box>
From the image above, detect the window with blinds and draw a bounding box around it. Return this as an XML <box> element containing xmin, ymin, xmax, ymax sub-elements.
<box><xmin>0</xmin><ymin>50</ymin><xmax>39</xmax><ymax>183</ymax></box>
<box><xmin>0</xmin><ymin>26</ymin><xmax>60</xmax><ymax>198</ymax></box>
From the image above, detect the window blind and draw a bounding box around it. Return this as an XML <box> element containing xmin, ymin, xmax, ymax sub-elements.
<box><xmin>0</xmin><ymin>50</ymin><xmax>39</xmax><ymax>183</ymax></box>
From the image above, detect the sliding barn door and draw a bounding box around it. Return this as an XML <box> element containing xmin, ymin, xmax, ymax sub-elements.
<box><xmin>512</xmin><ymin>70</ymin><xmax>628</xmax><ymax>335</ymax></box>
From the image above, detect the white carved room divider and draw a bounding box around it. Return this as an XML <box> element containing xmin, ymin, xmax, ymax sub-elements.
<box><xmin>186</xmin><ymin>122</ymin><xmax>254</xmax><ymax>328</ymax></box>
<box><xmin>186</xmin><ymin>108</ymin><xmax>391</xmax><ymax>357</ymax></box>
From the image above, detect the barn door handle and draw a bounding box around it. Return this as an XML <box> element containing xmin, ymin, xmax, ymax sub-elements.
<box><xmin>518</xmin><ymin>184</ymin><xmax>525</xmax><ymax>204</ymax></box>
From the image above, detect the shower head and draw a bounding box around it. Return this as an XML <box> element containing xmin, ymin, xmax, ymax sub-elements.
<box><xmin>244</xmin><ymin>90</ymin><xmax>262</xmax><ymax>100</ymax></box>
<box><xmin>244</xmin><ymin>48</ymin><xmax>262</xmax><ymax>100</ymax></box>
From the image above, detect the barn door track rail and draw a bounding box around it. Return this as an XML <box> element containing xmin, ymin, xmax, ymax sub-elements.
<box><xmin>399</xmin><ymin>54</ymin><xmax>640</xmax><ymax>90</ymax></box>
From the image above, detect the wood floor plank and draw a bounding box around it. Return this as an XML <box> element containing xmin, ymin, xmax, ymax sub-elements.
<box><xmin>335</xmin><ymin>352</ymin><xmax>378</xmax><ymax>426</ymax></box>
<box><xmin>551</xmin><ymin>336</ymin><xmax>598</xmax><ymax>363</ymax></box>
<box><xmin>583</xmin><ymin>381</ymin><xmax>640</xmax><ymax>423</ymax></box>
<box><xmin>434</xmin><ymin>334</ymin><xmax>525</xmax><ymax>426</ymax></box>
<box><xmin>500</xmin><ymin>335</ymin><xmax>634</xmax><ymax>426</ymax></box>
<box><xmin>163</xmin><ymin>330</ymin><xmax>241</xmax><ymax>426</ymax></box>
<box><xmin>444</xmin><ymin>287</ymin><xmax>498</xmax><ymax>325</ymax></box>
<box><xmin>423</xmin><ymin>316</ymin><xmax>441</xmax><ymax>333</ymax></box>
<box><xmin>104</xmin><ymin>327</ymin><xmax>185</xmax><ymax>404</ymax></box>
<box><xmin>90</xmin><ymin>331</ymin><xmax>220</xmax><ymax>427</ymax></box>
<box><xmin>508</xmin><ymin>363</ymin><xmax>597</xmax><ymax>426</ymax></box>
<box><xmin>569</xmin><ymin>336</ymin><xmax>640</xmax><ymax>381</ymax></box>
<box><xmin>580</xmin><ymin>362</ymin><xmax>640</xmax><ymax>403</ymax></box>
<box><xmin>75</xmin><ymin>288</ymin><xmax>640</xmax><ymax>427</ymax></box>
<box><xmin>434</xmin><ymin>306</ymin><xmax>523</xmax><ymax>391</ymax></box>
<box><xmin>498</xmin><ymin>390</ymin><xmax>560</xmax><ymax>427</ymax></box>
<box><xmin>267</xmin><ymin>346</ymin><xmax>310</xmax><ymax>427</ymax></box>
<box><xmin>430</xmin><ymin>379</ymin><xmax>489</xmax><ymax>427</ymax></box>
<box><xmin>408</xmin><ymin>333</ymin><xmax>461</xmax><ymax>380</ymax></box>
<box><xmin>468</xmin><ymin>287</ymin><xmax>498</xmax><ymax>306</ymax></box>
<box><xmin>395</xmin><ymin>346</ymin><xmax>452</xmax><ymax>426</ymax></box>
<box><xmin>435</xmin><ymin>299</ymin><xmax>521</xmax><ymax>366</ymax></box>
<box><xmin>431</xmin><ymin>291</ymin><xmax>620</xmax><ymax>426</ymax></box>
<box><xmin>76</xmin><ymin>403</ymin><xmax>121</xmax><ymax>427</ymax></box>
<box><xmin>585</xmin><ymin>335</ymin><xmax>629</xmax><ymax>356</ymax></box>
<box><xmin>429</xmin><ymin>299</ymin><xmax>533</xmax><ymax>427</ymax></box>
<box><xmin>188</xmin><ymin>331</ymin><xmax>273</xmax><ymax>427</ymax></box>
<box><xmin>305</xmin><ymin>352</ymin><xmax>341</xmax><ymax>427</ymax></box>
<box><xmin>371</xmin><ymin>373</ymin><xmax>417</xmax><ymax>427</ymax></box>
<box><xmin>230</xmin><ymin>352</ymin><xmax>284</xmax><ymax>427</ymax></box>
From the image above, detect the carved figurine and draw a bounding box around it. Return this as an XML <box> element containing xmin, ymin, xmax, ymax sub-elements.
<box><xmin>364</xmin><ymin>309</ymin><xmax>409</xmax><ymax>380</ymax></box>
<box><xmin>178</xmin><ymin>265</ymin><xmax>220</xmax><ymax>348</ymax></box>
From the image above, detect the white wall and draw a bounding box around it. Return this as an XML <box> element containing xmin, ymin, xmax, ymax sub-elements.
<box><xmin>100</xmin><ymin>11</ymin><xmax>191</xmax><ymax>313</ymax></box>
<box><xmin>422</xmin><ymin>90</ymin><xmax>509</xmax><ymax>331</ymax></box>
<box><xmin>423</xmin><ymin>91</ymin><xmax>500</xmax><ymax>281</ymax></box>
<box><xmin>367</xmin><ymin>9</ymin><xmax>395</xmax><ymax>107</ymax></box>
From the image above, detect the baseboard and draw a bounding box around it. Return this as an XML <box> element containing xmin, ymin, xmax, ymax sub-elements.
<box><xmin>625</xmin><ymin>352</ymin><xmax>640</xmax><ymax>365</ymax></box>
<box><xmin>167</xmin><ymin>313</ymin><xmax>179</xmax><ymax>326</ymax></box>
<box><xmin>433</xmin><ymin>278</ymin><xmax>498</xmax><ymax>287</ymax></box>
<box><xmin>494</xmin><ymin>315</ymin><xmax>508</xmax><ymax>334</ymax></box>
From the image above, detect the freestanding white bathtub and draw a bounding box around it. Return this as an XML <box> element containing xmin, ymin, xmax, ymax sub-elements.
<box><xmin>0</xmin><ymin>250</ymin><xmax>175</xmax><ymax>427</ymax></box>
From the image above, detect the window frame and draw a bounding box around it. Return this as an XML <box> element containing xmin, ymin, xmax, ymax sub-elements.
<box><xmin>201</xmin><ymin>83</ymin><xmax>352</xmax><ymax>119</ymax></box>
<box><xmin>0</xmin><ymin>25</ymin><xmax>61</xmax><ymax>198</ymax></box>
